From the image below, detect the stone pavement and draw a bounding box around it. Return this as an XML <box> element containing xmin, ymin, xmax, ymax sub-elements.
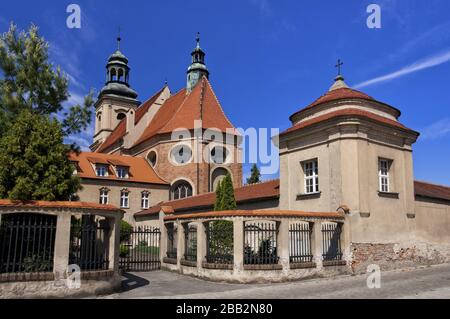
<box><xmin>103</xmin><ymin>264</ymin><xmax>450</xmax><ymax>299</ymax></box>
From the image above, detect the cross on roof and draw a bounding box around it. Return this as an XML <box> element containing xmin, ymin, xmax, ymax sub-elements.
<box><xmin>117</xmin><ymin>27</ymin><xmax>122</xmax><ymax>50</ymax></box>
<box><xmin>335</xmin><ymin>59</ymin><xmax>344</xmax><ymax>76</ymax></box>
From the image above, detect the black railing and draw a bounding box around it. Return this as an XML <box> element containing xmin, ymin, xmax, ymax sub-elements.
<box><xmin>206</xmin><ymin>221</ymin><xmax>233</xmax><ymax>264</ymax></box>
<box><xmin>0</xmin><ymin>214</ymin><xmax>56</xmax><ymax>274</ymax></box>
<box><xmin>184</xmin><ymin>225</ymin><xmax>197</xmax><ymax>262</ymax></box>
<box><xmin>289</xmin><ymin>222</ymin><xmax>313</xmax><ymax>263</ymax></box>
<box><xmin>69</xmin><ymin>216</ymin><xmax>110</xmax><ymax>271</ymax></box>
<box><xmin>244</xmin><ymin>221</ymin><xmax>279</xmax><ymax>265</ymax></box>
<box><xmin>119</xmin><ymin>226</ymin><xmax>161</xmax><ymax>272</ymax></box>
<box><xmin>322</xmin><ymin>223</ymin><xmax>343</xmax><ymax>261</ymax></box>
<box><xmin>166</xmin><ymin>223</ymin><xmax>177</xmax><ymax>259</ymax></box>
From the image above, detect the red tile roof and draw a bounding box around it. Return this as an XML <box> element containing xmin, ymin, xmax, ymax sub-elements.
<box><xmin>97</xmin><ymin>86</ymin><xmax>166</xmax><ymax>153</ymax></box>
<box><xmin>133</xmin><ymin>77</ymin><xmax>237</xmax><ymax>148</ymax></box>
<box><xmin>135</xmin><ymin>179</ymin><xmax>280</xmax><ymax>217</ymax></box>
<box><xmin>69</xmin><ymin>152</ymin><xmax>168</xmax><ymax>185</ymax></box>
<box><xmin>281</xmin><ymin>109</ymin><xmax>419</xmax><ymax>137</ymax></box>
<box><xmin>414</xmin><ymin>181</ymin><xmax>450</xmax><ymax>202</ymax></box>
<box><xmin>164</xmin><ymin>210</ymin><xmax>344</xmax><ymax>221</ymax></box>
<box><xmin>0</xmin><ymin>200</ymin><xmax>124</xmax><ymax>213</ymax></box>
<box><xmin>289</xmin><ymin>87</ymin><xmax>400</xmax><ymax>121</ymax></box>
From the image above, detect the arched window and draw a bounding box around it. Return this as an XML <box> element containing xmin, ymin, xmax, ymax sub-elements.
<box><xmin>110</xmin><ymin>68</ymin><xmax>117</xmax><ymax>81</ymax></box>
<box><xmin>118</xmin><ymin>68</ymin><xmax>124</xmax><ymax>82</ymax></box>
<box><xmin>211</xmin><ymin>167</ymin><xmax>229</xmax><ymax>192</ymax></box>
<box><xmin>171</xmin><ymin>180</ymin><xmax>193</xmax><ymax>200</ymax></box>
<box><xmin>147</xmin><ymin>150</ymin><xmax>157</xmax><ymax>167</ymax></box>
<box><xmin>117</xmin><ymin>113</ymin><xmax>126</xmax><ymax>120</ymax></box>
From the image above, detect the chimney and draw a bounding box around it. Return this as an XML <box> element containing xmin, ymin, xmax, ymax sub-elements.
<box><xmin>126</xmin><ymin>109</ymin><xmax>135</xmax><ymax>133</ymax></box>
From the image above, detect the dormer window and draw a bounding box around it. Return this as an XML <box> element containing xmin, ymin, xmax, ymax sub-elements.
<box><xmin>96</xmin><ymin>164</ymin><xmax>108</xmax><ymax>177</ymax></box>
<box><xmin>116</xmin><ymin>166</ymin><xmax>128</xmax><ymax>179</ymax></box>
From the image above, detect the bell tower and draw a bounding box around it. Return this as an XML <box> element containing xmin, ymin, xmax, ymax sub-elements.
<box><xmin>186</xmin><ymin>32</ymin><xmax>209</xmax><ymax>92</ymax></box>
<box><xmin>92</xmin><ymin>35</ymin><xmax>140</xmax><ymax>151</ymax></box>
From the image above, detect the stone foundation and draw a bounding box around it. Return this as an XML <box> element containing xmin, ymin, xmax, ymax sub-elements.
<box><xmin>351</xmin><ymin>242</ymin><xmax>450</xmax><ymax>274</ymax></box>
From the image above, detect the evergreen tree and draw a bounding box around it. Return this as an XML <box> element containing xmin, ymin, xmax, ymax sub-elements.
<box><xmin>214</xmin><ymin>179</ymin><xmax>224</xmax><ymax>211</ymax></box>
<box><xmin>0</xmin><ymin>23</ymin><xmax>94</xmax><ymax>138</ymax></box>
<box><xmin>0</xmin><ymin>110</ymin><xmax>80</xmax><ymax>200</ymax></box>
<box><xmin>220</xmin><ymin>174</ymin><xmax>237</xmax><ymax>211</ymax></box>
<box><xmin>246</xmin><ymin>163</ymin><xmax>261</xmax><ymax>184</ymax></box>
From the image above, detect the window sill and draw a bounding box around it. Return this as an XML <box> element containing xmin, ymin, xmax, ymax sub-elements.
<box><xmin>378</xmin><ymin>191</ymin><xmax>399</xmax><ymax>199</ymax></box>
<box><xmin>296</xmin><ymin>192</ymin><xmax>321</xmax><ymax>200</ymax></box>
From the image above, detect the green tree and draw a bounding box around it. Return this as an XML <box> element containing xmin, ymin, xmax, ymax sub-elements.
<box><xmin>214</xmin><ymin>179</ymin><xmax>223</xmax><ymax>211</ymax></box>
<box><xmin>0</xmin><ymin>23</ymin><xmax>94</xmax><ymax>137</ymax></box>
<box><xmin>0</xmin><ymin>110</ymin><xmax>80</xmax><ymax>200</ymax></box>
<box><xmin>219</xmin><ymin>173</ymin><xmax>236</xmax><ymax>211</ymax></box>
<box><xmin>246</xmin><ymin>163</ymin><xmax>261</xmax><ymax>184</ymax></box>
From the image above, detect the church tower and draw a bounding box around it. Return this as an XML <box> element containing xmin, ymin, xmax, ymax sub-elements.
<box><xmin>92</xmin><ymin>35</ymin><xmax>140</xmax><ymax>150</ymax></box>
<box><xmin>186</xmin><ymin>33</ymin><xmax>209</xmax><ymax>92</ymax></box>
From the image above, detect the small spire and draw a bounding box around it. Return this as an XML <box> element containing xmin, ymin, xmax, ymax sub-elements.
<box><xmin>117</xmin><ymin>27</ymin><xmax>122</xmax><ymax>50</ymax></box>
<box><xmin>335</xmin><ymin>59</ymin><xmax>344</xmax><ymax>77</ymax></box>
<box><xmin>196</xmin><ymin>32</ymin><xmax>200</xmax><ymax>49</ymax></box>
<box><xmin>329</xmin><ymin>59</ymin><xmax>349</xmax><ymax>91</ymax></box>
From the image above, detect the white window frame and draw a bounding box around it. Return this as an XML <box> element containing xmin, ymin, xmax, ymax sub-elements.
<box><xmin>116</xmin><ymin>166</ymin><xmax>128</xmax><ymax>179</ymax></box>
<box><xmin>379</xmin><ymin>159</ymin><xmax>391</xmax><ymax>193</ymax></box>
<box><xmin>141</xmin><ymin>191</ymin><xmax>150</xmax><ymax>209</ymax></box>
<box><xmin>99</xmin><ymin>188</ymin><xmax>109</xmax><ymax>205</ymax></box>
<box><xmin>96</xmin><ymin>164</ymin><xmax>108</xmax><ymax>177</ymax></box>
<box><xmin>303</xmin><ymin>159</ymin><xmax>319</xmax><ymax>194</ymax></box>
<box><xmin>120</xmin><ymin>190</ymin><xmax>130</xmax><ymax>208</ymax></box>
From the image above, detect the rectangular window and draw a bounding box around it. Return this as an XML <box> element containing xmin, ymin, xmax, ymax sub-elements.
<box><xmin>379</xmin><ymin>159</ymin><xmax>391</xmax><ymax>192</ymax></box>
<box><xmin>99</xmin><ymin>189</ymin><xmax>109</xmax><ymax>205</ymax></box>
<box><xmin>116</xmin><ymin>166</ymin><xmax>128</xmax><ymax>179</ymax></box>
<box><xmin>141</xmin><ymin>192</ymin><xmax>150</xmax><ymax>209</ymax></box>
<box><xmin>120</xmin><ymin>190</ymin><xmax>129</xmax><ymax>208</ymax></box>
<box><xmin>96</xmin><ymin>165</ymin><xmax>107</xmax><ymax>177</ymax></box>
<box><xmin>303</xmin><ymin>159</ymin><xmax>319</xmax><ymax>194</ymax></box>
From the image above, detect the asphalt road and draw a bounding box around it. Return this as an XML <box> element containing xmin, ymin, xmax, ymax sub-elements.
<box><xmin>104</xmin><ymin>264</ymin><xmax>450</xmax><ymax>299</ymax></box>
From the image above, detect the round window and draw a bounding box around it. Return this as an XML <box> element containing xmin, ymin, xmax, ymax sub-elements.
<box><xmin>210</xmin><ymin>146</ymin><xmax>229</xmax><ymax>164</ymax></box>
<box><xmin>171</xmin><ymin>144</ymin><xmax>192</xmax><ymax>165</ymax></box>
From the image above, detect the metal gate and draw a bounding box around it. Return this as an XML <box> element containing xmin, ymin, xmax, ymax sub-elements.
<box><xmin>119</xmin><ymin>226</ymin><xmax>161</xmax><ymax>272</ymax></box>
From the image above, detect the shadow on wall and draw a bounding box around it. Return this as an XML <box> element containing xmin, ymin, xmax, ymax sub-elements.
<box><xmin>120</xmin><ymin>272</ymin><xmax>150</xmax><ymax>292</ymax></box>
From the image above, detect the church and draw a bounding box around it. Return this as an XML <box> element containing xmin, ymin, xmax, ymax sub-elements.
<box><xmin>70</xmin><ymin>34</ymin><xmax>450</xmax><ymax>275</ymax></box>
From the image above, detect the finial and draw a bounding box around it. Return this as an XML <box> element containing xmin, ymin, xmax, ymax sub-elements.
<box><xmin>196</xmin><ymin>32</ymin><xmax>200</xmax><ymax>48</ymax></box>
<box><xmin>117</xmin><ymin>27</ymin><xmax>122</xmax><ymax>51</ymax></box>
<box><xmin>335</xmin><ymin>59</ymin><xmax>344</xmax><ymax>77</ymax></box>
<box><xmin>164</xmin><ymin>78</ymin><xmax>168</xmax><ymax>86</ymax></box>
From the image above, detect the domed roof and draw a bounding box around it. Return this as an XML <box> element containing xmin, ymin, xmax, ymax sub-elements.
<box><xmin>99</xmin><ymin>82</ymin><xmax>138</xmax><ymax>100</ymax></box>
<box><xmin>108</xmin><ymin>50</ymin><xmax>128</xmax><ymax>64</ymax></box>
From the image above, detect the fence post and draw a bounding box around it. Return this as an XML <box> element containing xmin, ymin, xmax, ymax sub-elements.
<box><xmin>160</xmin><ymin>222</ymin><xmax>168</xmax><ymax>264</ymax></box>
<box><xmin>312</xmin><ymin>221</ymin><xmax>323</xmax><ymax>270</ymax></box>
<box><xmin>108</xmin><ymin>216</ymin><xmax>121</xmax><ymax>272</ymax></box>
<box><xmin>278</xmin><ymin>219</ymin><xmax>290</xmax><ymax>271</ymax></box>
<box><xmin>196</xmin><ymin>221</ymin><xmax>207</xmax><ymax>269</ymax></box>
<box><xmin>233</xmin><ymin>218</ymin><xmax>244</xmax><ymax>274</ymax></box>
<box><xmin>53</xmin><ymin>212</ymin><xmax>71</xmax><ymax>280</ymax></box>
<box><xmin>176</xmin><ymin>220</ymin><xmax>185</xmax><ymax>269</ymax></box>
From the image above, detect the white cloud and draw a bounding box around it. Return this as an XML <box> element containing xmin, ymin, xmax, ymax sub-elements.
<box><xmin>67</xmin><ymin>92</ymin><xmax>85</xmax><ymax>106</ymax></box>
<box><xmin>354</xmin><ymin>49</ymin><xmax>450</xmax><ymax>89</ymax></box>
<box><xmin>421</xmin><ymin>118</ymin><xmax>450</xmax><ymax>140</ymax></box>
<box><xmin>65</xmin><ymin>135</ymin><xmax>92</xmax><ymax>151</ymax></box>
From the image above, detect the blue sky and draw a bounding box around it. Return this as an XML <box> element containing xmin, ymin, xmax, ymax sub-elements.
<box><xmin>1</xmin><ymin>0</ymin><xmax>449</xmax><ymax>185</ymax></box>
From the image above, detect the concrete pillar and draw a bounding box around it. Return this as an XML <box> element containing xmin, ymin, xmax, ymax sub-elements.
<box><xmin>233</xmin><ymin>218</ymin><xmax>244</xmax><ymax>274</ymax></box>
<box><xmin>277</xmin><ymin>220</ymin><xmax>290</xmax><ymax>271</ymax></box>
<box><xmin>108</xmin><ymin>216</ymin><xmax>121</xmax><ymax>272</ymax></box>
<box><xmin>53</xmin><ymin>213</ymin><xmax>72</xmax><ymax>280</ymax></box>
<box><xmin>196</xmin><ymin>221</ymin><xmax>207</xmax><ymax>268</ymax></box>
<box><xmin>159</xmin><ymin>210</ymin><xmax>168</xmax><ymax>262</ymax></box>
<box><xmin>312</xmin><ymin>221</ymin><xmax>323</xmax><ymax>270</ymax></box>
<box><xmin>176</xmin><ymin>220</ymin><xmax>185</xmax><ymax>268</ymax></box>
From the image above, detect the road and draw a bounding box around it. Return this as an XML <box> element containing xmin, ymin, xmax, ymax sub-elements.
<box><xmin>104</xmin><ymin>264</ymin><xmax>450</xmax><ymax>299</ymax></box>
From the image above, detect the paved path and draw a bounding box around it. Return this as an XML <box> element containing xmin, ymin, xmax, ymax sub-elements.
<box><xmin>105</xmin><ymin>264</ymin><xmax>450</xmax><ymax>299</ymax></box>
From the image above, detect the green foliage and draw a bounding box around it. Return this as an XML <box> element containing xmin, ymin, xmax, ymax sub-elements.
<box><xmin>208</xmin><ymin>220</ymin><xmax>234</xmax><ymax>261</ymax></box>
<box><xmin>0</xmin><ymin>23</ymin><xmax>94</xmax><ymax>137</ymax></box>
<box><xmin>120</xmin><ymin>220</ymin><xmax>133</xmax><ymax>243</ymax></box>
<box><xmin>246</xmin><ymin>164</ymin><xmax>261</xmax><ymax>184</ymax></box>
<box><xmin>119</xmin><ymin>244</ymin><xmax>130</xmax><ymax>258</ymax></box>
<box><xmin>0</xmin><ymin>110</ymin><xmax>80</xmax><ymax>200</ymax></box>
<box><xmin>23</xmin><ymin>253</ymin><xmax>52</xmax><ymax>272</ymax></box>
<box><xmin>214</xmin><ymin>174</ymin><xmax>236</xmax><ymax>211</ymax></box>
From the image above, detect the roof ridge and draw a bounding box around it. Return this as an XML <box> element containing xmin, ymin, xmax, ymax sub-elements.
<box><xmin>415</xmin><ymin>180</ymin><xmax>450</xmax><ymax>189</ymax></box>
<box><xmin>157</xmin><ymin>87</ymin><xmax>193</xmax><ymax>133</ymax></box>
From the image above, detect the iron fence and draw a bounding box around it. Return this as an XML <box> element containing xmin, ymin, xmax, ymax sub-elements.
<box><xmin>244</xmin><ymin>221</ymin><xmax>279</xmax><ymax>265</ymax></box>
<box><xmin>206</xmin><ymin>221</ymin><xmax>233</xmax><ymax>264</ymax></box>
<box><xmin>0</xmin><ymin>214</ymin><xmax>56</xmax><ymax>274</ymax></box>
<box><xmin>166</xmin><ymin>223</ymin><xmax>177</xmax><ymax>259</ymax></box>
<box><xmin>69</xmin><ymin>216</ymin><xmax>110</xmax><ymax>271</ymax></box>
<box><xmin>184</xmin><ymin>224</ymin><xmax>197</xmax><ymax>262</ymax></box>
<box><xmin>322</xmin><ymin>223</ymin><xmax>343</xmax><ymax>261</ymax></box>
<box><xmin>119</xmin><ymin>226</ymin><xmax>161</xmax><ymax>272</ymax></box>
<box><xmin>289</xmin><ymin>222</ymin><xmax>313</xmax><ymax>263</ymax></box>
